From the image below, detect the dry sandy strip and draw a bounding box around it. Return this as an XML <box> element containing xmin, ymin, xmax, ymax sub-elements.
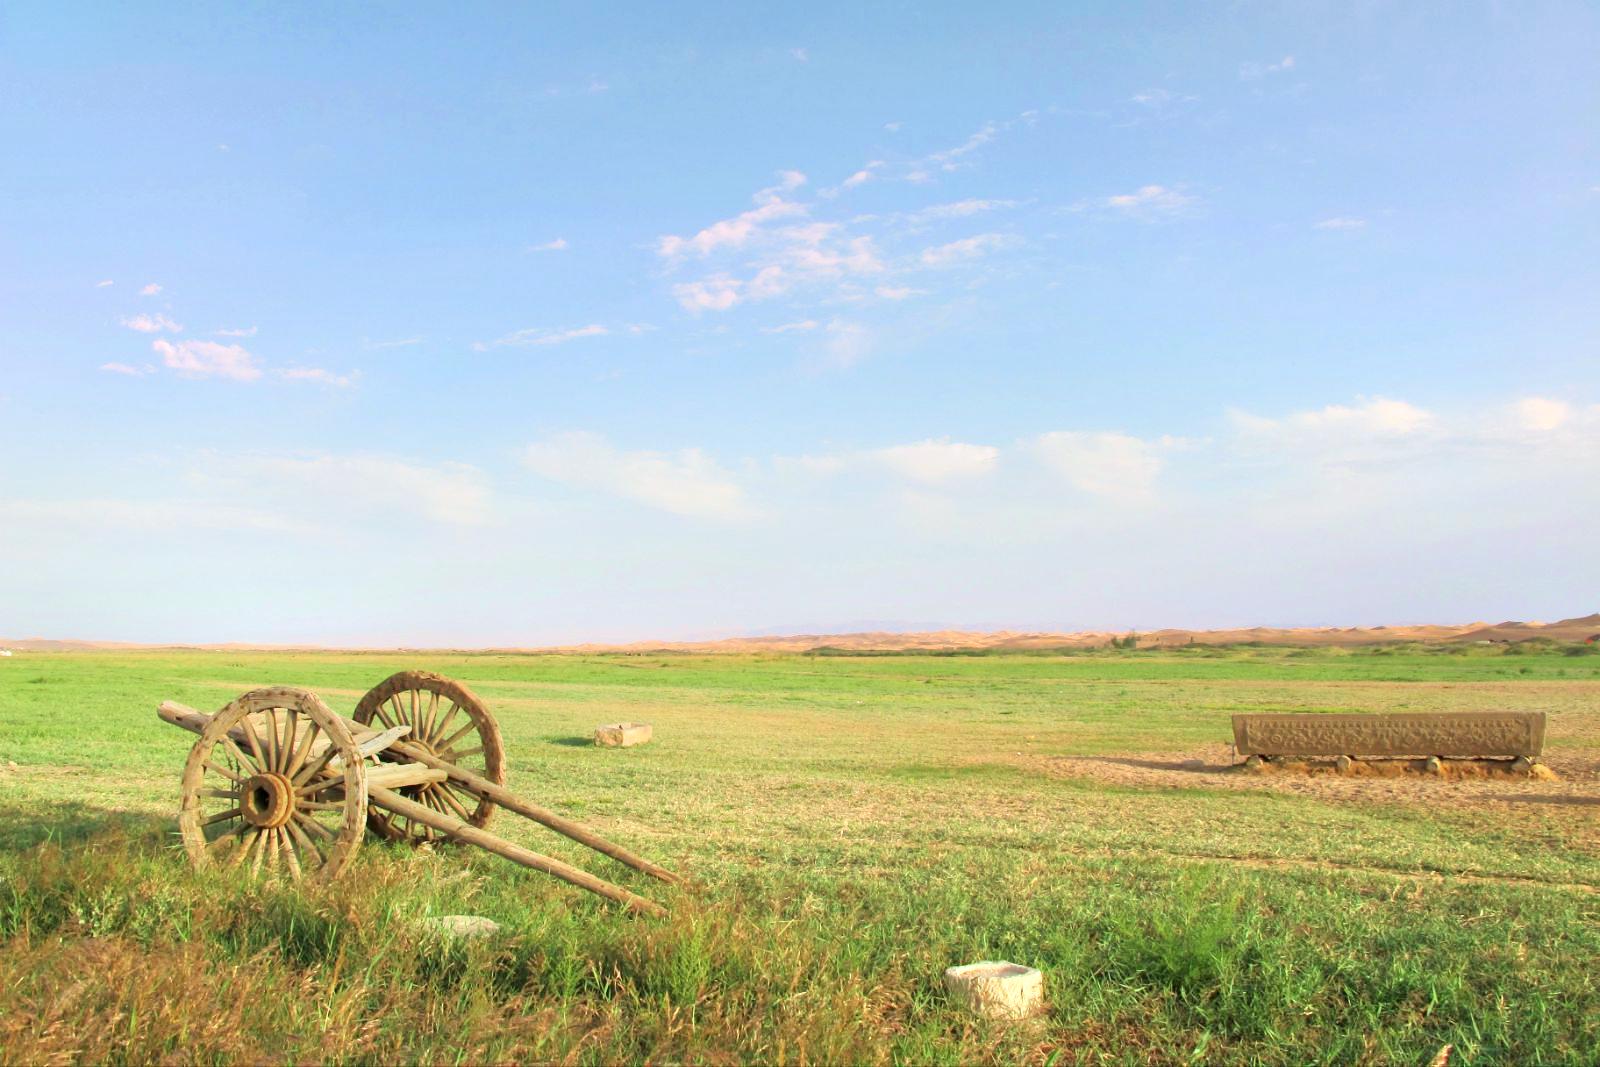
<box><xmin>1031</xmin><ymin>743</ymin><xmax>1600</xmax><ymax>812</ymax></box>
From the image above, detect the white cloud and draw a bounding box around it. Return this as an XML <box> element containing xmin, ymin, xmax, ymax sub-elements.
<box><xmin>658</xmin><ymin>175</ymin><xmax>808</xmax><ymax>259</ymax></box>
<box><xmin>586</xmin><ymin>77</ymin><xmax>608</xmax><ymax>94</ymax></box>
<box><xmin>529</xmin><ymin>238</ymin><xmax>569</xmax><ymax>252</ymax></box>
<box><xmin>476</xmin><ymin>324</ymin><xmax>609</xmax><ymax>349</ymax></box>
<box><xmin>790</xmin><ymin>47</ymin><xmax>808</xmax><ymax>62</ymax></box>
<box><xmin>1031</xmin><ymin>431</ymin><xmax>1167</xmax><ymax>500</ymax></box>
<box><xmin>1314</xmin><ymin>216</ymin><xmax>1367</xmax><ymax>230</ymax></box>
<box><xmin>876</xmin><ymin>440</ymin><xmax>999</xmax><ymax>484</ymax></box>
<box><xmin>95</xmin><ymin>279</ymin><xmax>114</xmax><ymax>288</ymax></box>
<box><xmin>279</xmin><ymin>367</ymin><xmax>359</xmax><ymax>388</ymax></box>
<box><xmin>919</xmin><ymin>233</ymin><xmax>1015</xmax><ymax>266</ymax></box>
<box><xmin>763</xmin><ymin>319</ymin><xmax>819</xmax><ymax>334</ymax></box>
<box><xmin>522</xmin><ymin>431</ymin><xmax>750</xmax><ymax>520</ymax></box>
<box><xmin>1240</xmin><ymin>55</ymin><xmax>1296</xmax><ymax>79</ymax></box>
<box><xmin>140</xmin><ymin>283</ymin><xmax>162</xmax><ymax>296</ymax></box>
<box><xmin>1232</xmin><ymin>397</ymin><xmax>1434</xmax><ymax>441</ymax></box>
<box><xmin>99</xmin><ymin>362</ymin><xmax>149</xmax><ymax>377</ymax></box>
<box><xmin>1513</xmin><ymin>397</ymin><xmax>1571</xmax><ymax>433</ymax></box>
<box><xmin>151</xmin><ymin>338</ymin><xmax>262</xmax><ymax>382</ymax></box>
<box><xmin>215</xmin><ymin>326</ymin><xmax>258</xmax><ymax>338</ymax></box>
<box><xmin>884</xmin><ymin>121</ymin><xmax>903</xmax><ymax>132</ymax></box>
<box><xmin>1104</xmin><ymin>185</ymin><xmax>1196</xmax><ymax>219</ymax></box>
<box><xmin>122</xmin><ymin>312</ymin><xmax>183</xmax><ymax>333</ymax></box>
<box><xmin>2</xmin><ymin>497</ymin><xmax>305</xmax><ymax>534</ymax></box>
<box><xmin>364</xmin><ymin>336</ymin><xmax>422</xmax><ymax>349</ymax></box>
<box><xmin>674</xmin><ymin>276</ymin><xmax>743</xmax><ymax>312</ymax></box>
<box><xmin>875</xmin><ymin>285</ymin><xmax>921</xmax><ymax>300</ymax></box>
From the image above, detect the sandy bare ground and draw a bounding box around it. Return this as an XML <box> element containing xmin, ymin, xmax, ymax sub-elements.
<box><xmin>1032</xmin><ymin>743</ymin><xmax>1600</xmax><ymax>812</ymax></box>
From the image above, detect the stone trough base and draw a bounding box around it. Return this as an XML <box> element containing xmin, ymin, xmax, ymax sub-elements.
<box><xmin>1240</xmin><ymin>755</ymin><xmax>1555</xmax><ymax>780</ymax></box>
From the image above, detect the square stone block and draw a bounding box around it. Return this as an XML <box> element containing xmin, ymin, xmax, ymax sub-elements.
<box><xmin>594</xmin><ymin>721</ymin><xmax>653</xmax><ymax>747</ymax></box>
<box><xmin>943</xmin><ymin>960</ymin><xmax>1044</xmax><ymax>1020</ymax></box>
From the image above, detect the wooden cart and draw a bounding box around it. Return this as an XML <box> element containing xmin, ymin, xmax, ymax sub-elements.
<box><xmin>158</xmin><ymin>671</ymin><xmax>677</xmax><ymax>915</ymax></box>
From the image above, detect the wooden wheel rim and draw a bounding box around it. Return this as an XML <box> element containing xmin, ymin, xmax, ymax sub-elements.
<box><xmin>177</xmin><ymin>686</ymin><xmax>367</xmax><ymax>883</ymax></box>
<box><xmin>352</xmin><ymin>670</ymin><xmax>506</xmax><ymax>844</ymax></box>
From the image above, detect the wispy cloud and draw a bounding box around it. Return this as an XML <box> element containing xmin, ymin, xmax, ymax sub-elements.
<box><xmin>474</xmin><ymin>324</ymin><xmax>609</xmax><ymax>350</ymax></box>
<box><xmin>1240</xmin><ymin>55</ymin><xmax>1296</xmax><ymax>80</ymax></box>
<box><xmin>279</xmin><ymin>367</ymin><xmax>359</xmax><ymax>388</ymax></box>
<box><xmin>364</xmin><ymin>336</ymin><xmax>423</xmax><ymax>350</ymax></box>
<box><xmin>658</xmin><ymin>172</ymin><xmax>808</xmax><ymax>259</ymax></box>
<box><xmin>528</xmin><ymin>237</ymin><xmax>569</xmax><ymax>252</ymax></box>
<box><xmin>790</xmin><ymin>47</ymin><xmax>808</xmax><ymax>62</ymax></box>
<box><xmin>1103</xmin><ymin>184</ymin><xmax>1197</xmax><ymax>220</ymax></box>
<box><xmin>95</xmin><ymin>279</ymin><xmax>114</xmax><ymax>288</ymax></box>
<box><xmin>215</xmin><ymin>326</ymin><xmax>258</xmax><ymax>338</ymax></box>
<box><xmin>874</xmin><ymin>285</ymin><xmax>921</xmax><ymax>300</ymax></box>
<box><xmin>139</xmin><ymin>283</ymin><xmax>162</xmax><ymax>296</ymax></box>
<box><xmin>99</xmin><ymin>362</ymin><xmax>150</xmax><ymax>377</ymax></box>
<box><xmin>522</xmin><ymin>431</ymin><xmax>751</xmax><ymax>520</ymax></box>
<box><xmin>919</xmin><ymin>233</ymin><xmax>1016</xmax><ymax>266</ymax></box>
<box><xmin>1314</xmin><ymin>216</ymin><xmax>1367</xmax><ymax>230</ymax></box>
<box><xmin>152</xmin><ymin>338</ymin><xmax>262</xmax><ymax>382</ymax></box>
<box><xmin>122</xmin><ymin>313</ymin><xmax>183</xmax><ymax>333</ymax></box>
<box><xmin>762</xmin><ymin>319</ymin><xmax>819</xmax><ymax>334</ymax></box>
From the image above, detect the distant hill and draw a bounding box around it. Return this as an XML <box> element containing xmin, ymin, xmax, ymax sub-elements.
<box><xmin>7</xmin><ymin>613</ymin><xmax>1597</xmax><ymax>654</ymax></box>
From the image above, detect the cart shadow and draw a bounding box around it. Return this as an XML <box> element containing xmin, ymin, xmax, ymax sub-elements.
<box><xmin>1079</xmin><ymin>755</ymin><xmax>1232</xmax><ymax>774</ymax></box>
<box><xmin>0</xmin><ymin>801</ymin><xmax>168</xmax><ymax>853</ymax></box>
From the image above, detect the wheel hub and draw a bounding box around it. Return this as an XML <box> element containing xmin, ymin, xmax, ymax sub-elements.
<box><xmin>241</xmin><ymin>772</ymin><xmax>296</xmax><ymax>829</ymax></box>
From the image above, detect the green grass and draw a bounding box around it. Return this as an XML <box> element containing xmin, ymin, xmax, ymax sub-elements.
<box><xmin>2</xmin><ymin>646</ymin><xmax>1597</xmax><ymax>1064</ymax></box>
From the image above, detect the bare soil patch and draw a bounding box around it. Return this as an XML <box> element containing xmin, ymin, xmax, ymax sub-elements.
<box><xmin>1031</xmin><ymin>743</ymin><xmax>1600</xmax><ymax>813</ymax></box>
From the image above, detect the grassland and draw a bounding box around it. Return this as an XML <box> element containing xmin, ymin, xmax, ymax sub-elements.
<box><xmin>2</xmin><ymin>645</ymin><xmax>1598</xmax><ymax>1064</ymax></box>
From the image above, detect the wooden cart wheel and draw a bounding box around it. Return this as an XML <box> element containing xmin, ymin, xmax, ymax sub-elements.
<box><xmin>178</xmin><ymin>686</ymin><xmax>368</xmax><ymax>882</ymax></box>
<box><xmin>353</xmin><ymin>670</ymin><xmax>507</xmax><ymax>843</ymax></box>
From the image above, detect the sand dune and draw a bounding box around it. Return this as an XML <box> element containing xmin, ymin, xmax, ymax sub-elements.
<box><xmin>5</xmin><ymin>614</ymin><xmax>1596</xmax><ymax>655</ymax></box>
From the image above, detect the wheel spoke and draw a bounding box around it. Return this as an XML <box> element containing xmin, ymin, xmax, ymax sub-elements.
<box><xmin>201</xmin><ymin>787</ymin><xmax>239</xmax><ymax>800</ymax></box>
<box><xmin>293</xmin><ymin>810</ymin><xmax>337</xmax><ymax>840</ymax></box>
<box><xmin>278</xmin><ymin>828</ymin><xmax>303</xmax><ymax>880</ymax></box>
<box><xmin>371</xmin><ymin>700</ymin><xmax>398</xmax><ymax>730</ymax></box>
<box><xmin>279</xmin><ymin>708</ymin><xmax>300</xmax><ymax>774</ymax></box>
<box><xmin>285</xmin><ymin>817</ymin><xmax>325</xmax><ymax>867</ymax></box>
<box><xmin>419</xmin><ymin>690</ymin><xmax>441</xmax><ymax>741</ymax></box>
<box><xmin>222</xmin><ymin>735</ymin><xmax>263</xmax><ymax>777</ymax></box>
<box><xmin>204</xmin><ymin>759</ymin><xmax>245</xmax><ymax>784</ymax></box>
<box><xmin>264</xmin><ymin>707</ymin><xmax>281</xmax><ymax>772</ymax></box>
<box><xmin>434</xmin><ymin>783</ymin><xmax>474</xmax><ymax>822</ymax></box>
<box><xmin>283</xmin><ymin>721</ymin><xmax>321</xmax><ymax>781</ymax></box>
<box><xmin>231</xmin><ymin>828</ymin><xmax>265</xmax><ymax>870</ymax></box>
<box><xmin>439</xmin><ymin>720</ymin><xmax>478</xmax><ymax>750</ymax></box>
<box><xmin>251</xmin><ymin>828</ymin><xmax>271</xmax><ymax>875</ymax></box>
<box><xmin>297</xmin><ymin>799</ymin><xmax>346</xmax><ymax>811</ymax></box>
<box><xmin>447</xmin><ymin>745</ymin><xmax>483</xmax><ymax>761</ymax></box>
<box><xmin>241</xmin><ymin>715</ymin><xmax>268</xmax><ymax>773</ymax></box>
<box><xmin>429</xmin><ymin>702</ymin><xmax>462</xmax><ymax>745</ymax></box>
<box><xmin>203</xmin><ymin>807</ymin><xmax>242</xmax><ymax>826</ymax></box>
<box><xmin>292</xmin><ymin>744</ymin><xmax>340</xmax><ymax>789</ymax></box>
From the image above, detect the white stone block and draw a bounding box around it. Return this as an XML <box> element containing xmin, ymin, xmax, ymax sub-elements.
<box><xmin>594</xmin><ymin>721</ymin><xmax>653</xmax><ymax>747</ymax></box>
<box><xmin>943</xmin><ymin>961</ymin><xmax>1044</xmax><ymax>1020</ymax></box>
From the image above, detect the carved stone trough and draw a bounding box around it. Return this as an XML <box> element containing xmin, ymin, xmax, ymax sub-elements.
<box><xmin>1232</xmin><ymin>711</ymin><xmax>1546</xmax><ymax>766</ymax></box>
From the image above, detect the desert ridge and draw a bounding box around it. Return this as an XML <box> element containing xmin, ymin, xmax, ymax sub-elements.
<box><xmin>8</xmin><ymin>613</ymin><xmax>1596</xmax><ymax>655</ymax></box>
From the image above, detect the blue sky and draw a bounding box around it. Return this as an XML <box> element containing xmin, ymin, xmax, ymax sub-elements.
<box><xmin>2</xmin><ymin>3</ymin><xmax>1597</xmax><ymax>645</ymax></box>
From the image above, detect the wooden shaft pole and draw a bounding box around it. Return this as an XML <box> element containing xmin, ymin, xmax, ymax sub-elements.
<box><xmin>384</xmin><ymin>738</ymin><xmax>681</xmax><ymax>885</ymax></box>
<box><xmin>367</xmin><ymin>786</ymin><xmax>665</xmax><ymax>916</ymax></box>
